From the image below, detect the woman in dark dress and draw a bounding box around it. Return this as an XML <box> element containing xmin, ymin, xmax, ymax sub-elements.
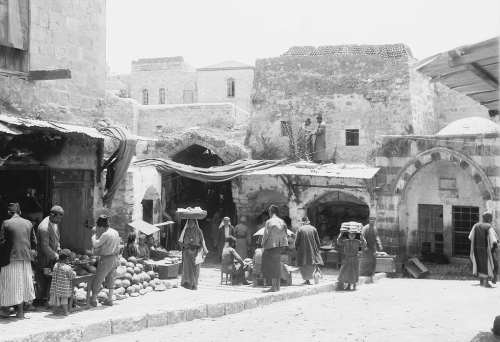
<box><xmin>178</xmin><ymin>219</ymin><xmax>208</xmax><ymax>290</ymax></box>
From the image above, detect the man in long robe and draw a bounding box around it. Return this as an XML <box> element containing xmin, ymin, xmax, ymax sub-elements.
<box><xmin>35</xmin><ymin>205</ymin><xmax>64</xmax><ymax>302</ymax></box>
<box><xmin>295</xmin><ymin>217</ymin><xmax>323</xmax><ymax>285</ymax></box>
<box><xmin>359</xmin><ymin>216</ymin><xmax>383</xmax><ymax>278</ymax></box>
<box><xmin>469</xmin><ymin>211</ymin><xmax>498</xmax><ymax>287</ymax></box>
<box><xmin>234</xmin><ymin>216</ymin><xmax>251</xmax><ymax>260</ymax></box>
<box><xmin>312</xmin><ymin>114</ymin><xmax>326</xmax><ymax>163</ymax></box>
<box><xmin>297</xmin><ymin>118</ymin><xmax>313</xmax><ymax>161</ymax></box>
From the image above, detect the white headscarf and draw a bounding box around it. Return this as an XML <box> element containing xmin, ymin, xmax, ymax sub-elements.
<box><xmin>178</xmin><ymin>219</ymin><xmax>208</xmax><ymax>254</ymax></box>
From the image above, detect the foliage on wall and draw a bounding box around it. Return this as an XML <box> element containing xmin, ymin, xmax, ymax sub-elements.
<box><xmin>251</xmin><ymin>133</ymin><xmax>287</xmax><ymax>160</ymax></box>
<box><xmin>380</xmin><ymin>137</ymin><xmax>411</xmax><ymax>158</ymax></box>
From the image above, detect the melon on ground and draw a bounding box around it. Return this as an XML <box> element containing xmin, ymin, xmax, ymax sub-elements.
<box><xmin>126</xmin><ymin>267</ymin><xmax>135</xmax><ymax>275</ymax></box>
<box><xmin>126</xmin><ymin>262</ymin><xmax>135</xmax><ymax>268</ymax></box>
<box><xmin>121</xmin><ymin>279</ymin><xmax>131</xmax><ymax>288</ymax></box>
<box><xmin>136</xmin><ymin>264</ymin><xmax>144</xmax><ymax>271</ymax></box>
<box><xmin>127</xmin><ymin>257</ymin><xmax>137</xmax><ymax>265</ymax></box>
<box><xmin>148</xmin><ymin>280</ymin><xmax>156</xmax><ymax>289</ymax></box>
<box><xmin>115</xmin><ymin>279</ymin><xmax>122</xmax><ymax>288</ymax></box>
<box><xmin>143</xmin><ymin>273</ymin><xmax>151</xmax><ymax>282</ymax></box>
<box><xmin>76</xmin><ymin>254</ymin><xmax>82</xmax><ymax>260</ymax></box>
<box><xmin>142</xmin><ymin>281</ymin><xmax>149</xmax><ymax>289</ymax></box>
<box><xmin>123</xmin><ymin>273</ymin><xmax>133</xmax><ymax>282</ymax></box>
<box><xmin>145</xmin><ymin>286</ymin><xmax>153</xmax><ymax>292</ymax></box>
<box><xmin>133</xmin><ymin>267</ymin><xmax>141</xmax><ymax>275</ymax></box>
<box><xmin>133</xmin><ymin>284</ymin><xmax>141</xmax><ymax>292</ymax></box>
<box><xmin>131</xmin><ymin>274</ymin><xmax>141</xmax><ymax>285</ymax></box>
<box><xmin>101</xmin><ymin>288</ymin><xmax>109</xmax><ymax>295</ymax></box>
<box><xmin>70</xmin><ymin>252</ymin><xmax>77</xmax><ymax>261</ymax></box>
<box><xmin>147</xmin><ymin>271</ymin><xmax>156</xmax><ymax>280</ymax></box>
<box><xmin>80</xmin><ymin>255</ymin><xmax>90</xmax><ymax>261</ymax></box>
<box><xmin>139</xmin><ymin>289</ymin><xmax>147</xmax><ymax>295</ymax></box>
<box><xmin>88</xmin><ymin>258</ymin><xmax>97</xmax><ymax>267</ymax></box>
<box><xmin>97</xmin><ymin>292</ymin><xmax>107</xmax><ymax>302</ymax></box>
<box><xmin>154</xmin><ymin>278</ymin><xmax>163</xmax><ymax>286</ymax></box>
<box><xmin>126</xmin><ymin>287</ymin><xmax>135</xmax><ymax>295</ymax></box>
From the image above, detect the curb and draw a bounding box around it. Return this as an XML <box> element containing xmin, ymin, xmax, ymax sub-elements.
<box><xmin>2</xmin><ymin>274</ymin><xmax>386</xmax><ymax>342</ymax></box>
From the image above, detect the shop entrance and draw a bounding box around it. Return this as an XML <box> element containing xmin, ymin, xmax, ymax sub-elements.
<box><xmin>162</xmin><ymin>144</ymin><xmax>235</xmax><ymax>248</ymax></box>
<box><xmin>307</xmin><ymin>190</ymin><xmax>369</xmax><ymax>239</ymax></box>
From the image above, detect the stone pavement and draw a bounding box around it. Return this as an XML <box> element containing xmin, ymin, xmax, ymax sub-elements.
<box><xmin>0</xmin><ymin>261</ymin><xmax>384</xmax><ymax>342</ymax></box>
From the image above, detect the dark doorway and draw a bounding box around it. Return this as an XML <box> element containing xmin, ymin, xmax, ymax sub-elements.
<box><xmin>162</xmin><ymin>145</ymin><xmax>235</xmax><ymax>249</ymax></box>
<box><xmin>142</xmin><ymin>199</ymin><xmax>154</xmax><ymax>224</ymax></box>
<box><xmin>418</xmin><ymin>204</ymin><xmax>444</xmax><ymax>254</ymax></box>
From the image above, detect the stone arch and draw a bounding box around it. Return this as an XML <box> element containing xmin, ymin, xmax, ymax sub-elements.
<box><xmin>392</xmin><ymin>147</ymin><xmax>495</xmax><ymax>201</ymax></box>
<box><xmin>166</xmin><ymin>136</ymin><xmax>250</xmax><ymax>165</ymax></box>
<box><xmin>305</xmin><ymin>189</ymin><xmax>372</xmax><ymax>208</ymax></box>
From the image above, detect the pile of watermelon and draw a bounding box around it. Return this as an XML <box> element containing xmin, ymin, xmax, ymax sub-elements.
<box><xmin>68</xmin><ymin>249</ymin><xmax>99</xmax><ymax>275</ymax></box>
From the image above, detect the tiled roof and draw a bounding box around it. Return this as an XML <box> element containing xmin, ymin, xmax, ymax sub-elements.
<box><xmin>282</xmin><ymin>44</ymin><xmax>413</xmax><ymax>59</ymax></box>
<box><xmin>197</xmin><ymin>60</ymin><xmax>254</xmax><ymax>70</ymax></box>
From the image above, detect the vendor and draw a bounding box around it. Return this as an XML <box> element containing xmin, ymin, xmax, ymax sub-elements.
<box><xmin>137</xmin><ymin>234</ymin><xmax>150</xmax><ymax>260</ymax></box>
<box><xmin>221</xmin><ymin>236</ymin><xmax>249</xmax><ymax>285</ymax></box>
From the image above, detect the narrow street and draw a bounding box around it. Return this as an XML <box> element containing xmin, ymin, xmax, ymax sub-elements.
<box><xmin>93</xmin><ymin>278</ymin><xmax>500</xmax><ymax>342</ymax></box>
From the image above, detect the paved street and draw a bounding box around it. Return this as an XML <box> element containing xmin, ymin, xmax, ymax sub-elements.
<box><xmin>93</xmin><ymin>278</ymin><xmax>500</xmax><ymax>342</ymax></box>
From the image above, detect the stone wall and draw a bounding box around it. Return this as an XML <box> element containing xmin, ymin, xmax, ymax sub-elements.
<box><xmin>130</xmin><ymin>57</ymin><xmax>197</xmax><ymax>105</ymax></box>
<box><xmin>435</xmin><ymin>83</ymin><xmax>490</xmax><ymax>131</ymax></box>
<box><xmin>136</xmin><ymin>103</ymin><xmax>249</xmax><ymax>138</ymax></box>
<box><xmin>375</xmin><ymin>133</ymin><xmax>500</xmax><ymax>261</ymax></box>
<box><xmin>0</xmin><ymin>0</ymin><xmax>106</xmax><ymax>124</ymax></box>
<box><xmin>409</xmin><ymin>67</ymin><xmax>438</xmax><ymax>135</ymax></box>
<box><xmin>250</xmin><ymin>54</ymin><xmax>414</xmax><ymax>164</ymax></box>
<box><xmin>197</xmin><ymin>68</ymin><xmax>254</xmax><ymax>113</ymax></box>
<box><xmin>104</xmin><ymin>92</ymin><xmax>140</xmax><ymax>134</ymax></box>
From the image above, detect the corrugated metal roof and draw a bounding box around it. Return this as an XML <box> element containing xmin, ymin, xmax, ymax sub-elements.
<box><xmin>246</xmin><ymin>165</ymin><xmax>380</xmax><ymax>179</ymax></box>
<box><xmin>0</xmin><ymin>122</ymin><xmax>22</xmax><ymax>135</ymax></box>
<box><xmin>197</xmin><ymin>60</ymin><xmax>254</xmax><ymax>70</ymax></box>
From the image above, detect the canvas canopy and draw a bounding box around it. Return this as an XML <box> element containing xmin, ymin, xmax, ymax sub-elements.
<box><xmin>133</xmin><ymin>158</ymin><xmax>284</xmax><ymax>183</ymax></box>
<box><xmin>127</xmin><ymin>219</ymin><xmax>160</xmax><ymax>236</ymax></box>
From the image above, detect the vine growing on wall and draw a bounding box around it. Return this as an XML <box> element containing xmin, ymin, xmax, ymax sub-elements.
<box><xmin>381</xmin><ymin>137</ymin><xmax>411</xmax><ymax>157</ymax></box>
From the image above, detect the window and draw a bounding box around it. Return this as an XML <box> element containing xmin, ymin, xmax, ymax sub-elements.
<box><xmin>0</xmin><ymin>0</ymin><xmax>30</xmax><ymax>74</ymax></box>
<box><xmin>183</xmin><ymin>81</ymin><xmax>197</xmax><ymax>104</ymax></box>
<box><xmin>452</xmin><ymin>206</ymin><xmax>479</xmax><ymax>258</ymax></box>
<box><xmin>418</xmin><ymin>204</ymin><xmax>444</xmax><ymax>254</ymax></box>
<box><xmin>227</xmin><ymin>78</ymin><xmax>235</xmax><ymax>97</ymax></box>
<box><xmin>345</xmin><ymin>129</ymin><xmax>359</xmax><ymax>146</ymax></box>
<box><xmin>156</xmin><ymin>125</ymin><xmax>163</xmax><ymax>130</ymax></box>
<box><xmin>142</xmin><ymin>89</ymin><xmax>149</xmax><ymax>105</ymax></box>
<box><xmin>281</xmin><ymin>120</ymin><xmax>291</xmax><ymax>136</ymax></box>
<box><xmin>158</xmin><ymin>88</ymin><xmax>166</xmax><ymax>104</ymax></box>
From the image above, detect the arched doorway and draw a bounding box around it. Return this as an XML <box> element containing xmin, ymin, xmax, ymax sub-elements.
<box><xmin>307</xmin><ymin>191</ymin><xmax>370</xmax><ymax>239</ymax></box>
<box><xmin>162</xmin><ymin>144</ymin><xmax>236</xmax><ymax>247</ymax></box>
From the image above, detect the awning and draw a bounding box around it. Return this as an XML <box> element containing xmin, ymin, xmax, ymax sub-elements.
<box><xmin>246</xmin><ymin>165</ymin><xmax>380</xmax><ymax>179</ymax></box>
<box><xmin>127</xmin><ymin>219</ymin><xmax>160</xmax><ymax>235</ymax></box>
<box><xmin>0</xmin><ymin>114</ymin><xmax>156</xmax><ymax>141</ymax></box>
<box><xmin>133</xmin><ymin>158</ymin><xmax>284</xmax><ymax>183</ymax></box>
<box><xmin>0</xmin><ymin>122</ymin><xmax>22</xmax><ymax>135</ymax></box>
<box><xmin>414</xmin><ymin>37</ymin><xmax>499</xmax><ymax>110</ymax></box>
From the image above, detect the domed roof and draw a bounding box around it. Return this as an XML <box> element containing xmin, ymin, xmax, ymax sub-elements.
<box><xmin>436</xmin><ymin>117</ymin><xmax>500</xmax><ymax>135</ymax></box>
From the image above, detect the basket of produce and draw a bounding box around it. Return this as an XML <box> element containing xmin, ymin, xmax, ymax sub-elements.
<box><xmin>339</xmin><ymin>221</ymin><xmax>363</xmax><ymax>239</ymax></box>
<box><xmin>176</xmin><ymin>207</ymin><xmax>207</xmax><ymax>220</ymax></box>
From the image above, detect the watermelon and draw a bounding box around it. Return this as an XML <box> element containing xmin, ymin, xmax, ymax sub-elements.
<box><xmin>142</xmin><ymin>281</ymin><xmax>149</xmax><ymax>289</ymax></box>
<box><xmin>121</xmin><ymin>279</ymin><xmax>131</xmax><ymax>288</ymax></box>
<box><xmin>147</xmin><ymin>271</ymin><xmax>156</xmax><ymax>280</ymax></box>
<box><xmin>148</xmin><ymin>280</ymin><xmax>156</xmax><ymax>289</ymax></box>
<box><xmin>133</xmin><ymin>267</ymin><xmax>141</xmax><ymax>275</ymax></box>
<box><xmin>78</xmin><ymin>282</ymin><xmax>86</xmax><ymax>289</ymax></box>
<box><xmin>76</xmin><ymin>254</ymin><xmax>82</xmax><ymax>260</ymax></box>
<box><xmin>136</xmin><ymin>264</ymin><xmax>144</xmax><ymax>271</ymax></box>
<box><xmin>126</xmin><ymin>267</ymin><xmax>135</xmax><ymax>275</ymax></box>
<box><xmin>75</xmin><ymin>292</ymin><xmax>87</xmax><ymax>302</ymax></box>
<box><xmin>145</xmin><ymin>286</ymin><xmax>153</xmax><ymax>292</ymax></box>
<box><xmin>137</xmin><ymin>283</ymin><xmax>143</xmax><ymax>290</ymax></box>
<box><xmin>88</xmin><ymin>258</ymin><xmax>97</xmax><ymax>267</ymax></box>
<box><xmin>130</xmin><ymin>292</ymin><xmax>139</xmax><ymax>297</ymax></box>
<box><xmin>119</xmin><ymin>258</ymin><xmax>127</xmax><ymax>266</ymax></box>
<box><xmin>143</xmin><ymin>273</ymin><xmax>151</xmax><ymax>282</ymax></box>
<box><xmin>131</xmin><ymin>274</ymin><xmax>141</xmax><ymax>285</ymax></box>
<box><xmin>139</xmin><ymin>289</ymin><xmax>147</xmax><ymax>295</ymax></box>
<box><xmin>84</xmin><ymin>249</ymin><xmax>93</xmax><ymax>256</ymax></box>
<box><xmin>97</xmin><ymin>292</ymin><xmax>107</xmax><ymax>302</ymax></box>
<box><xmin>80</xmin><ymin>255</ymin><xmax>90</xmax><ymax>261</ymax></box>
<box><xmin>127</xmin><ymin>257</ymin><xmax>137</xmax><ymax>265</ymax></box>
<box><xmin>133</xmin><ymin>284</ymin><xmax>141</xmax><ymax>292</ymax></box>
<box><xmin>154</xmin><ymin>278</ymin><xmax>163</xmax><ymax>286</ymax></box>
<box><xmin>123</xmin><ymin>273</ymin><xmax>133</xmax><ymax>282</ymax></box>
<box><xmin>101</xmin><ymin>288</ymin><xmax>109</xmax><ymax>295</ymax></box>
<box><xmin>154</xmin><ymin>284</ymin><xmax>166</xmax><ymax>291</ymax></box>
<box><xmin>70</xmin><ymin>252</ymin><xmax>77</xmax><ymax>261</ymax></box>
<box><xmin>126</xmin><ymin>262</ymin><xmax>135</xmax><ymax>268</ymax></box>
<box><xmin>115</xmin><ymin>279</ymin><xmax>122</xmax><ymax>288</ymax></box>
<box><xmin>84</xmin><ymin>265</ymin><xmax>97</xmax><ymax>274</ymax></box>
<box><xmin>126</xmin><ymin>286</ymin><xmax>135</xmax><ymax>295</ymax></box>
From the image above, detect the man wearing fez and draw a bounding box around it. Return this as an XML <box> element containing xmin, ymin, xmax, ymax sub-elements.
<box><xmin>0</xmin><ymin>203</ymin><xmax>37</xmax><ymax>318</ymax></box>
<box><xmin>35</xmin><ymin>205</ymin><xmax>64</xmax><ymax>301</ymax></box>
<box><xmin>90</xmin><ymin>215</ymin><xmax>120</xmax><ymax>307</ymax></box>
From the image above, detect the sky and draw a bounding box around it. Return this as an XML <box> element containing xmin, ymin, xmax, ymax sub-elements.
<box><xmin>106</xmin><ymin>0</ymin><xmax>500</xmax><ymax>75</ymax></box>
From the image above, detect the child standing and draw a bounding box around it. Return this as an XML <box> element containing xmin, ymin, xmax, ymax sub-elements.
<box><xmin>337</xmin><ymin>226</ymin><xmax>366</xmax><ymax>291</ymax></box>
<box><xmin>49</xmin><ymin>249</ymin><xmax>76</xmax><ymax>315</ymax></box>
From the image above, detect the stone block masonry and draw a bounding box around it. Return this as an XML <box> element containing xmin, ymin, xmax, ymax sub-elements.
<box><xmin>0</xmin><ymin>0</ymin><xmax>106</xmax><ymax>124</ymax></box>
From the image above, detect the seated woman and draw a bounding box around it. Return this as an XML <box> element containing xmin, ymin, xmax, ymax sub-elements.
<box><xmin>221</xmin><ymin>237</ymin><xmax>250</xmax><ymax>285</ymax></box>
<box><xmin>123</xmin><ymin>232</ymin><xmax>138</xmax><ymax>260</ymax></box>
<box><xmin>137</xmin><ymin>234</ymin><xmax>150</xmax><ymax>261</ymax></box>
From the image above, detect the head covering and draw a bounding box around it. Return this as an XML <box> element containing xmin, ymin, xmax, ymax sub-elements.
<box><xmin>223</xmin><ymin>216</ymin><xmax>230</xmax><ymax>221</ymax></box>
<box><xmin>60</xmin><ymin>249</ymin><xmax>72</xmax><ymax>258</ymax></box>
<box><xmin>301</xmin><ymin>217</ymin><xmax>310</xmax><ymax>224</ymax></box>
<box><xmin>96</xmin><ymin>214</ymin><xmax>109</xmax><ymax>227</ymax></box>
<box><xmin>483</xmin><ymin>210</ymin><xmax>493</xmax><ymax>217</ymax></box>
<box><xmin>492</xmin><ymin>316</ymin><xmax>500</xmax><ymax>337</ymax></box>
<box><xmin>50</xmin><ymin>206</ymin><xmax>64</xmax><ymax>214</ymax></box>
<box><xmin>240</xmin><ymin>216</ymin><xmax>247</xmax><ymax>223</ymax></box>
<box><xmin>7</xmin><ymin>203</ymin><xmax>20</xmax><ymax>213</ymax></box>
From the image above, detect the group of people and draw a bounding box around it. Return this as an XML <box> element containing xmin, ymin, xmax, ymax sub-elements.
<box><xmin>297</xmin><ymin>114</ymin><xmax>327</xmax><ymax>163</ymax></box>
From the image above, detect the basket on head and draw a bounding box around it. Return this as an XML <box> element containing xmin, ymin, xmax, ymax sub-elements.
<box><xmin>340</xmin><ymin>221</ymin><xmax>363</xmax><ymax>234</ymax></box>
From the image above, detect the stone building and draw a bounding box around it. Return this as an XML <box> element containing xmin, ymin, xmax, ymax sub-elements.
<box><xmin>0</xmin><ymin>0</ymin><xmax>110</xmax><ymax>252</ymax></box>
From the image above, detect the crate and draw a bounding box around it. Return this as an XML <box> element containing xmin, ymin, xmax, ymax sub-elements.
<box><xmin>375</xmin><ymin>257</ymin><xmax>396</xmax><ymax>273</ymax></box>
<box><xmin>157</xmin><ymin>263</ymin><xmax>180</xmax><ymax>279</ymax></box>
<box><xmin>326</xmin><ymin>250</ymin><xmax>341</xmax><ymax>263</ymax></box>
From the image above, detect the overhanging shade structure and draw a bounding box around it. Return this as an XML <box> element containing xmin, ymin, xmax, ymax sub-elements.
<box><xmin>133</xmin><ymin>158</ymin><xmax>285</xmax><ymax>183</ymax></box>
<box><xmin>127</xmin><ymin>219</ymin><xmax>160</xmax><ymax>236</ymax></box>
<box><xmin>414</xmin><ymin>37</ymin><xmax>499</xmax><ymax>110</ymax></box>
